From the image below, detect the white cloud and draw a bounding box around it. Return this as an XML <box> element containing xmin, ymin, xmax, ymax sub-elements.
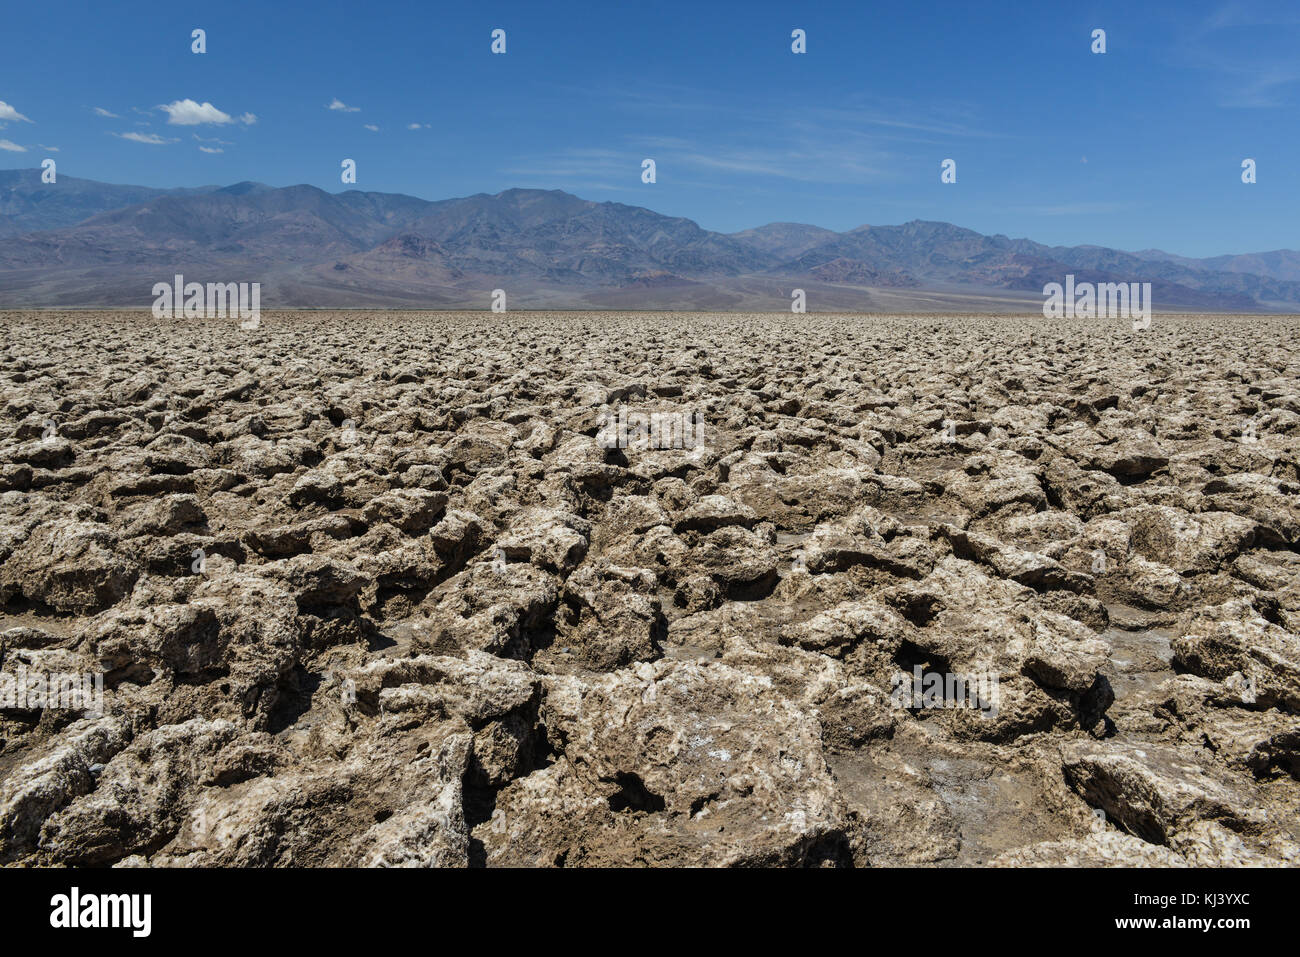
<box><xmin>199</xmin><ymin>146</ymin><xmax>224</xmax><ymax>153</ymax></box>
<box><xmin>407</xmin><ymin>122</ymin><xmax>430</xmax><ymax>130</ymax></box>
<box><xmin>364</xmin><ymin>124</ymin><xmax>379</xmax><ymax>132</ymax></box>
<box><xmin>159</xmin><ymin>99</ymin><xmax>254</xmax><ymax>126</ymax></box>
<box><xmin>113</xmin><ymin>131</ymin><xmax>176</xmax><ymax>145</ymax></box>
<box><xmin>92</xmin><ymin>107</ymin><xmax>120</xmax><ymax>118</ymax></box>
<box><xmin>38</xmin><ymin>144</ymin><xmax>59</xmax><ymax>152</ymax></box>
<box><xmin>328</xmin><ymin>98</ymin><xmax>360</xmax><ymax>112</ymax></box>
<box><xmin>0</xmin><ymin>139</ymin><xmax>27</xmax><ymax>152</ymax></box>
<box><xmin>0</xmin><ymin>101</ymin><xmax>32</xmax><ymax>123</ymax></box>
<box><xmin>160</xmin><ymin>99</ymin><xmax>231</xmax><ymax>125</ymax></box>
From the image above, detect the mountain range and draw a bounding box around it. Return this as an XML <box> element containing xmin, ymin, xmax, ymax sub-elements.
<box><xmin>2</xmin><ymin>168</ymin><xmax>1297</xmax><ymax>311</ymax></box>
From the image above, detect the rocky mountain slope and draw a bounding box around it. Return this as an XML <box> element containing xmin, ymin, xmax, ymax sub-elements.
<box><xmin>1</xmin><ymin>170</ymin><xmax>1297</xmax><ymax>310</ymax></box>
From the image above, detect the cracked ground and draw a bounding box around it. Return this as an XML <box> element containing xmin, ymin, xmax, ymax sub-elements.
<box><xmin>1</xmin><ymin>310</ymin><xmax>1298</xmax><ymax>867</ymax></box>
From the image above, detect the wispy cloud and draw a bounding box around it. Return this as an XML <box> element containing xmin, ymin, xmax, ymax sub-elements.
<box><xmin>407</xmin><ymin>122</ymin><xmax>430</xmax><ymax>130</ymax></box>
<box><xmin>0</xmin><ymin>139</ymin><xmax>27</xmax><ymax>152</ymax></box>
<box><xmin>673</xmin><ymin>144</ymin><xmax>890</xmax><ymax>182</ymax></box>
<box><xmin>199</xmin><ymin>146</ymin><xmax>223</xmax><ymax>153</ymax></box>
<box><xmin>500</xmin><ymin>83</ymin><xmax>998</xmax><ymax>193</ymax></box>
<box><xmin>503</xmin><ymin>147</ymin><xmax>627</xmax><ymax>179</ymax></box>
<box><xmin>0</xmin><ymin>100</ymin><xmax>32</xmax><ymax>123</ymax></box>
<box><xmin>112</xmin><ymin>131</ymin><xmax>177</xmax><ymax>145</ymax></box>
<box><xmin>328</xmin><ymin>98</ymin><xmax>360</xmax><ymax>112</ymax></box>
<box><xmin>1175</xmin><ymin>4</ymin><xmax>1300</xmax><ymax>107</ymax></box>
<box><xmin>553</xmin><ymin>82</ymin><xmax>999</xmax><ymax>142</ymax></box>
<box><xmin>92</xmin><ymin>107</ymin><xmax>120</xmax><ymax>118</ymax></box>
<box><xmin>364</xmin><ymin>123</ymin><xmax>379</xmax><ymax>132</ymax></box>
<box><xmin>508</xmin><ymin>132</ymin><xmax>895</xmax><ymax>188</ymax></box>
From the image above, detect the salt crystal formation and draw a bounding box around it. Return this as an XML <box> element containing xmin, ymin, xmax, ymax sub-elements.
<box><xmin>1</xmin><ymin>310</ymin><xmax>1296</xmax><ymax>867</ymax></box>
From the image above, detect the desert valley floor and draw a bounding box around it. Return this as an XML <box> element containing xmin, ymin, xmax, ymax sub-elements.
<box><xmin>1</xmin><ymin>310</ymin><xmax>1298</xmax><ymax>867</ymax></box>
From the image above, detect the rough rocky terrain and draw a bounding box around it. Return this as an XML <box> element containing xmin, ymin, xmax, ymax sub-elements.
<box><xmin>1</xmin><ymin>309</ymin><xmax>1297</xmax><ymax>868</ymax></box>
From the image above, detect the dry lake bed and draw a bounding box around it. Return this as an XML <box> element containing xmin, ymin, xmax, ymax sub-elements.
<box><xmin>1</xmin><ymin>310</ymin><xmax>1298</xmax><ymax>866</ymax></box>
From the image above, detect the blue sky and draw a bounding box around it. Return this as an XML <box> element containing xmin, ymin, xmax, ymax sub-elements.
<box><xmin>1</xmin><ymin>0</ymin><xmax>1297</xmax><ymax>256</ymax></box>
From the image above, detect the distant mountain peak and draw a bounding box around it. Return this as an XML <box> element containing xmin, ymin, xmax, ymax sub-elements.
<box><xmin>216</xmin><ymin>181</ymin><xmax>274</xmax><ymax>196</ymax></box>
<box><xmin>1</xmin><ymin>173</ymin><xmax>1297</xmax><ymax>309</ymax></box>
